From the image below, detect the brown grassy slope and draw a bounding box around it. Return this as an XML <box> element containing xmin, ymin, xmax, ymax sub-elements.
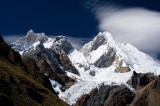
<box><xmin>0</xmin><ymin>35</ymin><xmax>68</xmax><ymax>106</ymax></box>
<box><xmin>0</xmin><ymin>57</ymin><xmax>68</xmax><ymax>106</ymax></box>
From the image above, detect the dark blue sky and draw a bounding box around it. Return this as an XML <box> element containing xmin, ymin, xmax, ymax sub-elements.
<box><xmin>0</xmin><ymin>0</ymin><xmax>160</xmax><ymax>38</ymax></box>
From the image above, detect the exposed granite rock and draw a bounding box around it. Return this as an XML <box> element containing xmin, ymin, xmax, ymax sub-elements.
<box><xmin>51</xmin><ymin>36</ymin><xmax>74</xmax><ymax>55</ymax></box>
<box><xmin>21</xmin><ymin>42</ymin><xmax>75</xmax><ymax>86</ymax></box>
<box><xmin>80</xmin><ymin>33</ymin><xmax>106</xmax><ymax>56</ymax></box>
<box><xmin>115</xmin><ymin>66</ymin><xmax>131</xmax><ymax>73</ymax></box>
<box><xmin>59</xmin><ymin>51</ymin><xmax>79</xmax><ymax>75</ymax></box>
<box><xmin>75</xmin><ymin>94</ymin><xmax>90</xmax><ymax>106</ymax></box>
<box><xmin>104</xmin><ymin>86</ymin><xmax>135</xmax><ymax>106</ymax></box>
<box><xmin>114</xmin><ymin>58</ymin><xmax>131</xmax><ymax>73</ymax></box>
<box><xmin>76</xmin><ymin>85</ymin><xmax>135</xmax><ymax>106</ymax></box>
<box><xmin>94</xmin><ymin>48</ymin><xmax>116</xmax><ymax>68</ymax></box>
<box><xmin>89</xmin><ymin>70</ymin><xmax>95</xmax><ymax>76</ymax></box>
<box><xmin>130</xmin><ymin>77</ymin><xmax>160</xmax><ymax>106</ymax></box>
<box><xmin>127</xmin><ymin>71</ymin><xmax>155</xmax><ymax>89</ymax></box>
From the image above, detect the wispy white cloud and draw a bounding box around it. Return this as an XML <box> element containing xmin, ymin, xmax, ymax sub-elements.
<box><xmin>3</xmin><ymin>35</ymin><xmax>23</xmax><ymax>44</ymax></box>
<box><xmin>85</xmin><ymin>0</ymin><xmax>160</xmax><ymax>58</ymax></box>
<box><xmin>68</xmin><ymin>37</ymin><xmax>91</xmax><ymax>50</ymax></box>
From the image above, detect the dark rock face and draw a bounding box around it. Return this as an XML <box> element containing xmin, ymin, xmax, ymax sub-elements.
<box><xmin>0</xmin><ymin>35</ymin><xmax>22</xmax><ymax>65</ymax></box>
<box><xmin>90</xmin><ymin>35</ymin><xmax>106</xmax><ymax>52</ymax></box>
<box><xmin>76</xmin><ymin>85</ymin><xmax>135</xmax><ymax>106</ymax></box>
<box><xmin>115</xmin><ymin>66</ymin><xmax>131</xmax><ymax>73</ymax></box>
<box><xmin>23</xmin><ymin>59</ymin><xmax>55</xmax><ymax>93</ymax></box>
<box><xmin>89</xmin><ymin>70</ymin><xmax>95</xmax><ymax>76</ymax></box>
<box><xmin>80</xmin><ymin>34</ymin><xmax>106</xmax><ymax>56</ymax></box>
<box><xmin>59</xmin><ymin>52</ymin><xmax>79</xmax><ymax>75</ymax></box>
<box><xmin>131</xmin><ymin>77</ymin><xmax>160</xmax><ymax>106</ymax></box>
<box><xmin>94</xmin><ymin>48</ymin><xmax>116</xmax><ymax>68</ymax></box>
<box><xmin>21</xmin><ymin>42</ymin><xmax>75</xmax><ymax>86</ymax></box>
<box><xmin>104</xmin><ymin>86</ymin><xmax>135</xmax><ymax>106</ymax></box>
<box><xmin>51</xmin><ymin>36</ymin><xmax>74</xmax><ymax>55</ymax></box>
<box><xmin>75</xmin><ymin>94</ymin><xmax>90</xmax><ymax>106</ymax></box>
<box><xmin>127</xmin><ymin>71</ymin><xmax>155</xmax><ymax>89</ymax></box>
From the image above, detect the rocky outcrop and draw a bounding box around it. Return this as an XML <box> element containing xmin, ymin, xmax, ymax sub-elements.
<box><xmin>75</xmin><ymin>94</ymin><xmax>90</xmax><ymax>106</ymax></box>
<box><xmin>75</xmin><ymin>85</ymin><xmax>135</xmax><ymax>106</ymax></box>
<box><xmin>0</xmin><ymin>35</ymin><xmax>22</xmax><ymax>65</ymax></box>
<box><xmin>114</xmin><ymin>57</ymin><xmax>131</xmax><ymax>73</ymax></box>
<box><xmin>127</xmin><ymin>71</ymin><xmax>155</xmax><ymax>89</ymax></box>
<box><xmin>115</xmin><ymin>66</ymin><xmax>131</xmax><ymax>73</ymax></box>
<box><xmin>94</xmin><ymin>48</ymin><xmax>116</xmax><ymax>68</ymax></box>
<box><xmin>59</xmin><ymin>52</ymin><xmax>79</xmax><ymax>75</ymax></box>
<box><xmin>75</xmin><ymin>71</ymin><xmax>159</xmax><ymax>106</ymax></box>
<box><xmin>130</xmin><ymin>77</ymin><xmax>160</xmax><ymax>106</ymax></box>
<box><xmin>80</xmin><ymin>33</ymin><xmax>106</xmax><ymax>56</ymax></box>
<box><xmin>104</xmin><ymin>86</ymin><xmax>134</xmax><ymax>106</ymax></box>
<box><xmin>21</xmin><ymin>41</ymin><xmax>75</xmax><ymax>87</ymax></box>
<box><xmin>51</xmin><ymin>36</ymin><xmax>74</xmax><ymax>55</ymax></box>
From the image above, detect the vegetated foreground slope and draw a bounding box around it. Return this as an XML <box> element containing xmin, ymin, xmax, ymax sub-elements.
<box><xmin>0</xmin><ymin>35</ymin><xmax>68</xmax><ymax>106</ymax></box>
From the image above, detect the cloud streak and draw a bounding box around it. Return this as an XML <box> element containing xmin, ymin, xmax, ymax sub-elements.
<box><xmin>85</xmin><ymin>1</ymin><xmax>160</xmax><ymax>58</ymax></box>
<box><xmin>67</xmin><ymin>37</ymin><xmax>91</xmax><ymax>50</ymax></box>
<box><xmin>3</xmin><ymin>35</ymin><xmax>22</xmax><ymax>44</ymax></box>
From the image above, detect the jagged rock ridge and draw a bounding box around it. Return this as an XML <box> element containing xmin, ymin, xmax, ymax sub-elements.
<box><xmin>11</xmin><ymin>30</ymin><xmax>79</xmax><ymax>92</ymax></box>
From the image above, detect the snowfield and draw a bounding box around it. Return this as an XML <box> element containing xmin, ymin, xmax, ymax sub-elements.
<box><xmin>58</xmin><ymin>66</ymin><xmax>133</xmax><ymax>105</ymax></box>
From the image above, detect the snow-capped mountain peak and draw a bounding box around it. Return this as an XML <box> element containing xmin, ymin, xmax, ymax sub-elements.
<box><xmin>26</xmin><ymin>29</ymin><xmax>34</xmax><ymax>36</ymax></box>
<box><xmin>79</xmin><ymin>31</ymin><xmax>160</xmax><ymax>72</ymax></box>
<box><xmin>59</xmin><ymin>32</ymin><xmax>160</xmax><ymax>105</ymax></box>
<box><xmin>25</xmin><ymin>29</ymin><xmax>48</xmax><ymax>43</ymax></box>
<box><xmin>54</xmin><ymin>36</ymin><xmax>67</xmax><ymax>43</ymax></box>
<box><xmin>11</xmin><ymin>30</ymin><xmax>49</xmax><ymax>53</ymax></box>
<box><xmin>10</xmin><ymin>30</ymin><xmax>160</xmax><ymax>105</ymax></box>
<box><xmin>51</xmin><ymin>36</ymin><xmax>74</xmax><ymax>54</ymax></box>
<box><xmin>11</xmin><ymin>30</ymin><xmax>75</xmax><ymax>57</ymax></box>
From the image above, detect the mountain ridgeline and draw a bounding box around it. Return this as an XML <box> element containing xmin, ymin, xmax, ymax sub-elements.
<box><xmin>1</xmin><ymin>30</ymin><xmax>160</xmax><ymax>106</ymax></box>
